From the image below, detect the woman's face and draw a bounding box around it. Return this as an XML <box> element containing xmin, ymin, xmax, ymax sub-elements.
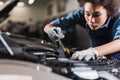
<box><xmin>84</xmin><ymin>2</ymin><xmax>109</xmax><ymax>30</ymax></box>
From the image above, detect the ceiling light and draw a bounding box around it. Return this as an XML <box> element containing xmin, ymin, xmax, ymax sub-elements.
<box><xmin>0</xmin><ymin>1</ymin><xmax>4</xmax><ymax>6</ymax></box>
<box><xmin>28</xmin><ymin>0</ymin><xmax>35</xmax><ymax>4</ymax></box>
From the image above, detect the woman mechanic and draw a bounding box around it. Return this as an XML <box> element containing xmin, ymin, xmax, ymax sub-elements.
<box><xmin>44</xmin><ymin>0</ymin><xmax>120</xmax><ymax>61</ymax></box>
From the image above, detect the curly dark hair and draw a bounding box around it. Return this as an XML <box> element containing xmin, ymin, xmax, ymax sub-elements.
<box><xmin>78</xmin><ymin>0</ymin><xmax>120</xmax><ymax>17</ymax></box>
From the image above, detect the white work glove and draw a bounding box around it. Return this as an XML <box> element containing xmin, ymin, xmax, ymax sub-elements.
<box><xmin>47</xmin><ymin>27</ymin><xmax>64</xmax><ymax>41</ymax></box>
<box><xmin>71</xmin><ymin>48</ymin><xmax>98</xmax><ymax>61</ymax></box>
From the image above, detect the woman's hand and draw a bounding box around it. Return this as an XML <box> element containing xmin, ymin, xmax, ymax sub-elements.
<box><xmin>47</xmin><ymin>27</ymin><xmax>64</xmax><ymax>41</ymax></box>
<box><xmin>71</xmin><ymin>48</ymin><xmax>99</xmax><ymax>61</ymax></box>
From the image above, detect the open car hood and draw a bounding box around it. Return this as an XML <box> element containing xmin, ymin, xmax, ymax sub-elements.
<box><xmin>0</xmin><ymin>0</ymin><xmax>19</xmax><ymax>22</ymax></box>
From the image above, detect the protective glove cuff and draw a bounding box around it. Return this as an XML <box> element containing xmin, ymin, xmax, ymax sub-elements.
<box><xmin>88</xmin><ymin>47</ymin><xmax>99</xmax><ymax>57</ymax></box>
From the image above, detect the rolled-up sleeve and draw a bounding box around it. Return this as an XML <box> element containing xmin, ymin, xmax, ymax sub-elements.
<box><xmin>112</xmin><ymin>17</ymin><xmax>120</xmax><ymax>40</ymax></box>
<box><xmin>113</xmin><ymin>26</ymin><xmax>120</xmax><ymax>40</ymax></box>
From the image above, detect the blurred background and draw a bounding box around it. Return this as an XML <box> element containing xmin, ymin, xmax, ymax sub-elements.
<box><xmin>0</xmin><ymin>0</ymin><xmax>79</xmax><ymax>33</ymax></box>
<box><xmin>0</xmin><ymin>0</ymin><xmax>79</xmax><ymax>22</ymax></box>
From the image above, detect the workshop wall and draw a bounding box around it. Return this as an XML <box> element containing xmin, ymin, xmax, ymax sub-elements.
<box><xmin>8</xmin><ymin>0</ymin><xmax>79</xmax><ymax>22</ymax></box>
<box><xmin>44</xmin><ymin>0</ymin><xmax>79</xmax><ymax>20</ymax></box>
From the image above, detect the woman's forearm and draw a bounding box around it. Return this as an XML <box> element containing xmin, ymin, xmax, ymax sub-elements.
<box><xmin>95</xmin><ymin>39</ymin><xmax>120</xmax><ymax>57</ymax></box>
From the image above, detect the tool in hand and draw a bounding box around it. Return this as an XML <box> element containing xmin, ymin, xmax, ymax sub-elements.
<box><xmin>53</xmin><ymin>28</ymin><xmax>71</xmax><ymax>57</ymax></box>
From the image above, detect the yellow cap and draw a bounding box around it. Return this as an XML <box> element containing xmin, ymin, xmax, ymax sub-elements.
<box><xmin>66</xmin><ymin>48</ymin><xmax>70</xmax><ymax>54</ymax></box>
